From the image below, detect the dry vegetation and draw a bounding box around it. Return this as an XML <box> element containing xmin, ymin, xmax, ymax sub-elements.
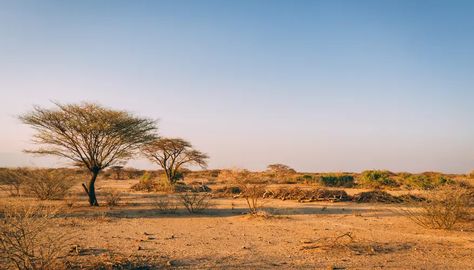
<box><xmin>0</xmin><ymin>204</ymin><xmax>69</xmax><ymax>270</ymax></box>
<box><xmin>178</xmin><ymin>192</ymin><xmax>212</xmax><ymax>214</ymax></box>
<box><xmin>0</xmin><ymin>166</ymin><xmax>472</xmax><ymax>269</ymax></box>
<box><xmin>398</xmin><ymin>187</ymin><xmax>472</xmax><ymax>230</ymax></box>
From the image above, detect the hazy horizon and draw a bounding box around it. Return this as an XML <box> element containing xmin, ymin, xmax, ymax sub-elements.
<box><xmin>1</xmin><ymin>1</ymin><xmax>473</xmax><ymax>173</ymax></box>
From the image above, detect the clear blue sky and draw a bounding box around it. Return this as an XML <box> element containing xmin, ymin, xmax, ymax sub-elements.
<box><xmin>1</xmin><ymin>0</ymin><xmax>473</xmax><ymax>173</ymax></box>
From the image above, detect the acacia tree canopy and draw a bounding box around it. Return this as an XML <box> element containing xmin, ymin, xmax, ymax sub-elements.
<box><xmin>142</xmin><ymin>138</ymin><xmax>209</xmax><ymax>184</ymax></box>
<box><xmin>20</xmin><ymin>102</ymin><xmax>158</xmax><ymax>206</ymax></box>
<box><xmin>266</xmin><ymin>164</ymin><xmax>296</xmax><ymax>174</ymax></box>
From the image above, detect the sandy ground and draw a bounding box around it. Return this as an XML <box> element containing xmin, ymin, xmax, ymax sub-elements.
<box><xmin>2</xmin><ymin>179</ymin><xmax>473</xmax><ymax>269</ymax></box>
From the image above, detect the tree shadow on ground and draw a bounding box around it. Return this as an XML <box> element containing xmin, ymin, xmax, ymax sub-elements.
<box><xmin>62</xmin><ymin>202</ymin><xmax>398</xmax><ymax>219</ymax></box>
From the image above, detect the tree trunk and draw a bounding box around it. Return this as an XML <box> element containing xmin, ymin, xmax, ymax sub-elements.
<box><xmin>82</xmin><ymin>169</ymin><xmax>100</xmax><ymax>206</ymax></box>
<box><xmin>165</xmin><ymin>168</ymin><xmax>174</xmax><ymax>185</ymax></box>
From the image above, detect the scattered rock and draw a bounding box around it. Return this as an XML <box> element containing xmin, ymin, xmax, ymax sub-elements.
<box><xmin>166</xmin><ymin>260</ymin><xmax>177</xmax><ymax>266</ymax></box>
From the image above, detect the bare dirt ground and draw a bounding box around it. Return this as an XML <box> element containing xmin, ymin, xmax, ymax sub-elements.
<box><xmin>2</xmin><ymin>179</ymin><xmax>473</xmax><ymax>269</ymax></box>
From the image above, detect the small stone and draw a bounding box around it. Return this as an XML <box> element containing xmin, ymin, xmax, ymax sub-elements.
<box><xmin>166</xmin><ymin>260</ymin><xmax>177</xmax><ymax>266</ymax></box>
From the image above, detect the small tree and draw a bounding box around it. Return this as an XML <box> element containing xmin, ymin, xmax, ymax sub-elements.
<box><xmin>142</xmin><ymin>138</ymin><xmax>209</xmax><ymax>185</ymax></box>
<box><xmin>111</xmin><ymin>166</ymin><xmax>124</xmax><ymax>180</ymax></box>
<box><xmin>266</xmin><ymin>164</ymin><xmax>296</xmax><ymax>174</ymax></box>
<box><xmin>20</xmin><ymin>102</ymin><xmax>158</xmax><ymax>206</ymax></box>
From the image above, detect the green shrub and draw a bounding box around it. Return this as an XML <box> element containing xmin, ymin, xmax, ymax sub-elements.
<box><xmin>131</xmin><ymin>171</ymin><xmax>156</xmax><ymax>192</ymax></box>
<box><xmin>403</xmin><ymin>174</ymin><xmax>454</xmax><ymax>190</ymax></box>
<box><xmin>358</xmin><ymin>170</ymin><xmax>398</xmax><ymax>188</ymax></box>
<box><xmin>319</xmin><ymin>175</ymin><xmax>355</xmax><ymax>187</ymax></box>
<box><xmin>296</xmin><ymin>174</ymin><xmax>315</xmax><ymax>183</ymax></box>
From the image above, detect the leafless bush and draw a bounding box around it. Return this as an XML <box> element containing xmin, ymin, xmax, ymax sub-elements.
<box><xmin>399</xmin><ymin>187</ymin><xmax>471</xmax><ymax>230</ymax></box>
<box><xmin>153</xmin><ymin>196</ymin><xmax>178</xmax><ymax>214</ymax></box>
<box><xmin>104</xmin><ymin>190</ymin><xmax>122</xmax><ymax>207</ymax></box>
<box><xmin>23</xmin><ymin>170</ymin><xmax>76</xmax><ymax>200</ymax></box>
<box><xmin>178</xmin><ymin>193</ymin><xmax>211</xmax><ymax>214</ymax></box>
<box><xmin>0</xmin><ymin>168</ymin><xmax>30</xmax><ymax>197</ymax></box>
<box><xmin>0</xmin><ymin>204</ymin><xmax>69</xmax><ymax>270</ymax></box>
<box><xmin>239</xmin><ymin>182</ymin><xmax>267</xmax><ymax>215</ymax></box>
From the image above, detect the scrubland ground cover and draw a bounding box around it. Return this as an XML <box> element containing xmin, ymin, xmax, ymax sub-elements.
<box><xmin>0</xmin><ymin>168</ymin><xmax>473</xmax><ymax>269</ymax></box>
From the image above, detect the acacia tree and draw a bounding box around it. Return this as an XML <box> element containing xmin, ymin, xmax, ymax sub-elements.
<box><xmin>20</xmin><ymin>102</ymin><xmax>158</xmax><ymax>206</ymax></box>
<box><xmin>142</xmin><ymin>138</ymin><xmax>209</xmax><ymax>184</ymax></box>
<box><xmin>266</xmin><ymin>164</ymin><xmax>296</xmax><ymax>174</ymax></box>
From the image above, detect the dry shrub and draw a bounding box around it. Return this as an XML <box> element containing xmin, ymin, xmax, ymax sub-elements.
<box><xmin>301</xmin><ymin>232</ymin><xmax>413</xmax><ymax>256</ymax></box>
<box><xmin>264</xmin><ymin>187</ymin><xmax>350</xmax><ymax>202</ymax></box>
<box><xmin>265</xmin><ymin>164</ymin><xmax>297</xmax><ymax>184</ymax></box>
<box><xmin>131</xmin><ymin>173</ymin><xmax>208</xmax><ymax>193</ymax></box>
<box><xmin>153</xmin><ymin>196</ymin><xmax>178</xmax><ymax>214</ymax></box>
<box><xmin>240</xmin><ymin>183</ymin><xmax>267</xmax><ymax>215</ymax></box>
<box><xmin>178</xmin><ymin>193</ymin><xmax>211</xmax><ymax>214</ymax></box>
<box><xmin>0</xmin><ymin>168</ymin><xmax>29</xmax><ymax>197</ymax></box>
<box><xmin>0</xmin><ymin>204</ymin><xmax>69</xmax><ymax>270</ymax></box>
<box><xmin>103</xmin><ymin>190</ymin><xmax>122</xmax><ymax>207</ymax></box>
<box><xmin>397</xmin><ymin>194</ymin><xmax>426</xmax><ymax>203</ymax></box>
<box><xmin>352</xmin><ymin>190</ymin><xmax>402</xmax><ymax>203</ymax></box>
<box><xmin>212</xmin><ymin>185</ymin><xmax>241</xmax><ymax>198</ymax></box>
<box><xmin>217</xmin><ymin>168</ymin><xmax>251</xmax><ymax>183</ymax></box>
<box><xmin>301</xmin><ymin>232</ymin><xmax>355</xmax><ymax>251</ymax></box>
<box><xmin>23</xmin><ymin>170</ymin><xmax>76</xmax><ymax>200</ymax></box>
<box><xmin>188</xmin><ymin>181</ymin><xmax>212</xmax><ymax>192</ymax></box>
<box><xmin>399</xmin><ymin>187</ymin><xmax>471</xmax><ymax>230</ymax></box>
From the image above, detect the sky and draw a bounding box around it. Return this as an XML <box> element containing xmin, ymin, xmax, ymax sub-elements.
<box><xmin>0</xmin><ymin>0</ymin><xmax>473</xmax><ymax>173</ymax></box>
